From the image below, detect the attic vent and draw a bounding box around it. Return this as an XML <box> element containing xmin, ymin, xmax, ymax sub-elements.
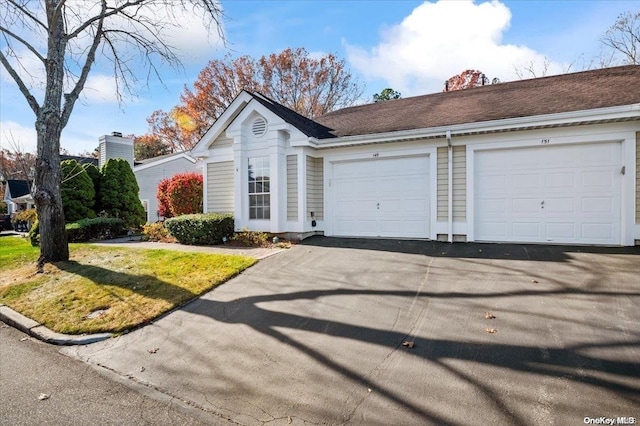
<box><xmin>251</xmin><ymin>117</ymin><xmax>267</xmax><ymax>137</ymax></box>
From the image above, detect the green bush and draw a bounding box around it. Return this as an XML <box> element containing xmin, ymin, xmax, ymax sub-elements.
<box><xmin>231</xmin><ymin>228</ymin><xmax>270</xmax><ymax>247</ymax></box>
<box><xmin>65</xmin><ymin>217</ymin><xmax>126</xmax><ymax>242</ymax></box>
<box><xmin>165</xmin><ymin>213</ymin><xmax>233</xmax><ymax>245</ymax></box>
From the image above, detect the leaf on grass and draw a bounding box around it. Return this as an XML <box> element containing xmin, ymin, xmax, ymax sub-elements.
<box><xmin>38</xmin><ymin>393</ymin><xmax>50</xmax><ymax>401</ymax></box>
<box><xmin>147</xmin><ymin>347</ymin><xmax>159</xmax><ymax>354</ymax></box>
<box><xmin>485</xmin><ymin>312</ymin><xmax>496</xmax><ymax>319</ymax></box>
<box><xmin>483</xmin><ymin>328</ymin><xmax>498</xmax><ymax>334</ymax></box>
<box><xmin>402</xmin><ymin>340</ymin><xmax>415</xmax><ymax>349</ymax></box>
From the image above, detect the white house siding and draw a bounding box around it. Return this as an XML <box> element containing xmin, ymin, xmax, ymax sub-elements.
<box><xmin>135</xmin><ymin>156</ymin><xmax>198</xmax><ymax>222</ymax></box>
<box><xmin>306</xmin><ymin>156</ymin><xmax>324</xmax><ymax>221</ymax></box>
<box><xmin>287</xmin><ymin>155</ymin><xmax>298</xmax><ymax>221</ymax></box>
<box><xmin>636</xmin><ymin>131</ymin><xmax>639</xmax><ymax>225</ymax></box>
<box><xmin>437</xmin><ymin>147</ymin><xmax>448</xmax><ymax>222</ymax></box>
<box><xmin>207</xmin><ymin>161</ymin><xmax>234</xmax><ymax>213</ymax></box>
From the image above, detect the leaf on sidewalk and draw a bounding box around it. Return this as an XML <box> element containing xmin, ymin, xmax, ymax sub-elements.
<box><xmin>38</xmin><ymin>393</ymin><xmax>50</xmax><ymax>401</ymax></box>
<box><xmin>531</xmin><ymin>279</ymin><xmax>539</xmax><ymax>283</ymax></box>
<box><xmin>485</xmin><ymin>312</ymin><xmax>496</xmax><ymax>319</ymax></box>
<box><xmin>402</xmin><ymin>340</ymin><xmax>415</xmax><ymax>348</ymax></box>
<box><xmin>483</xmin><ymin>328</ymin><xmax>498</xmax><ymax>334</ymax></box>
<box><xmin>147</xmin><ymin>347</ymin><xmax>159</xmax><ymax>354</ymax></box>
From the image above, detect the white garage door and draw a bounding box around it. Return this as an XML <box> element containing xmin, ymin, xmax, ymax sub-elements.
<box><xmin>474</xmin><ymin>142</ymin><xmax>622</xmax><ymax>245</ymax></box>
<box><xmin>331</xmin><ymin>156</ymin><xmax>429</xmax><ymax>238</ymax></box>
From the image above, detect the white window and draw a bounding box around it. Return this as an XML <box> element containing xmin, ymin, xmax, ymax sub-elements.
<box><xmin>248</xmin><ymin>157</ymin><xmax>270</xmax><ymax>219</ymax></box>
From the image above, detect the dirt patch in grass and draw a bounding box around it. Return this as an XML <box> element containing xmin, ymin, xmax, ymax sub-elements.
<box><xmin>0</xmin><ymin>241</ymin><xmax>256</xmax><ymax>334</ymax></box>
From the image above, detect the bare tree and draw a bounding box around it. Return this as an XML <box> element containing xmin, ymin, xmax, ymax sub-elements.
<box><xmin>601</xmin><ymin>11</ymin><xmax>640</xmax><ymax>65</ymax></box>
<box><xmin>0</xmin><ymin>0</ymin><xmax>223</xmax><ymax>267</ymax></box>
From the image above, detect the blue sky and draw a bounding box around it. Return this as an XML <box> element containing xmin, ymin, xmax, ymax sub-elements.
<box><xmin>0</xmin><ymin>0</ymin><xmax>638</xmax><ymax>155</ymax></box>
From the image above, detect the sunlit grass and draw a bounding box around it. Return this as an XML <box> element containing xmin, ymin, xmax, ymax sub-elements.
<box><xmin>0</xmin><ymin>239</ymin><xmax>256</xmax><ymax>334</ymax></box>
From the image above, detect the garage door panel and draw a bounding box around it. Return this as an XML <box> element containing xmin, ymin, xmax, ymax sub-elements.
<box><xmin>512</xmin><ymin>198</ymin><xmax>541</xmax><ymax>215</ymax></box>
<box><xmin>582</xmin><ymin>197</ymin><xmax>614</xmax><ymax>214</ymax></box>
<box><xmin>582</xmin><ymin>223</ymin><xmax>614</xmax><ymax>240</ymax></box>
<box><xmin>581</xmin><ymin>170</ymin><xmax>614</xmax><ymax>188</ymax></box>
<box><xmin>545</xmin><ymin>172</ymin><xmax>575</xmax><ymax>190</ymax></box>
<box><xmin>544</xmin><ymin>198</ymin><xmax>576</xmax><ymax>214</ymax></box>
<box><xmin>513</xmin><ymin>222</ymin><xmax>541</xmax><ymax>238</ymax></box>
<box><xmin>512</xmin><ymin>173</ymin><xmax>541</xmax><ymax>190</ymax></box>
<box><xmin>475</xmin><ymin>142</ymin><xmax>621</xmax><ymax>245</ymax></box>
<box><xmin>545</xmin><ymin>222</ymin><xmax>577</xmax><ymax>240</ymax></box>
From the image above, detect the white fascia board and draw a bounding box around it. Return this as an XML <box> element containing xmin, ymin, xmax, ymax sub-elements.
<box><xmin>313</xmin><ymin>104</ymin><xmax>640</xmax><ymax>149</ymax></box>
<box><xmin>191</xmin><ymin>91</ymin><xmax>254</xmax><ymax>157</ymax></box>
<box><xmin>134</xmin><ymin>153</ymin><xmax>197</xmax><ymax>172</ymax></box>
<box><xmin>226</xmin><ymin>99</ymin><xmax>290</xmax><ymax>136</ymax></box>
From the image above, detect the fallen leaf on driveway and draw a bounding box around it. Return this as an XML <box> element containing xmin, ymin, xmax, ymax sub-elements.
<box><xmin>287</xmin><ymin>416</ymin><xmax>292</xmax><ymax>424</ymax></box>
<box><xmin>38</xmin><ymin>393</ymin><xmax>50</xmax><ymax>401</ymax></box>
<box><xmin>140</xmin><ymin>366</ymin><xmax>146</xmax><ymax>372</ymax></box>
<box><xmin>147</xmin><ymin>347</ymin><xmax>159</xmax><ymax>354</ymax></box>
<box><xmin>485</xmin><ymin>312</ymin><xmax>496</xmax><ymax>319</ymax></box>
<box><xmin>483</xmin><ymin>328</ymin><xmax>498</xmax><ymax>334</ymax></box>
<box><xmin>20</xmin><ymin>337</ymin><xmax>29</xmax><ymax>341</ymax></box>
<box><xmin>531</xmin><ymin>279</ymin><xmax>539</xmax><ymax>283</ymax></box>
<box><xmin>402</xmin><ymin>341</ymin><xmax>415</xmax><ymax>348</ymax></box>
<box><xmin>367</xmin><ymin>388</ymin><xmax>372</xmax><ymax>393</ymax></box>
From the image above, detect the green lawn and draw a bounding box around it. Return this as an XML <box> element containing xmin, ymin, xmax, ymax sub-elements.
<box><xmin>0</xmin><ymin>237</ymin><xmax>256</xmax><ymax>334</ymax></box>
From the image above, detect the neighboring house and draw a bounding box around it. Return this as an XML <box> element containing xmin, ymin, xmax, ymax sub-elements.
<box><xmin>60</xmin><ymin>154</ymin><xmax>99</xmax><ymax>166</ymax></box>
<box><xmin>3</xmin><ymin>179</ymin><xmax>34</xmax><ymax>215</ymax></box>
<box><xmin>191</xmin><ymin>65</ymin><xmax>640</xmax><ymax>246</ymax></box>
<box><xmin>134</xmin><ymin>151</ymin><xmax>199</xmax><ymax>222</ymax></box>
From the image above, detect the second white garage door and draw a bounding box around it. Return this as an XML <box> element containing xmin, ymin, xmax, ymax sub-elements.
<box><xmin>331</xmin><ymin>156</ymin><xmax>429</xmax><ymax>238</ymax></box>
<box><xmin>474</xmin><ymin>142</ymin><xmax>622</xmax><ymax>245</ymax></box>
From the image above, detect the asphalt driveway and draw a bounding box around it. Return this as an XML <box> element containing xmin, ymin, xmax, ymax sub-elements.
<box><xmin>64</xmin><ymin>237</ymin><xmax>640</xmax><ymax>425</ymax></box>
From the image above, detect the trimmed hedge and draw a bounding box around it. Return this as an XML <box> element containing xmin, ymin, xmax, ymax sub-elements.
<box><xmin>165</xmin><ymin>213</ymin><xmax>234</xmax><ymax>245</ymax></box>
<box><xmin>66</xmin><ymin>217</ymin><xmax>126</xmax><ymax>242</ymax></box>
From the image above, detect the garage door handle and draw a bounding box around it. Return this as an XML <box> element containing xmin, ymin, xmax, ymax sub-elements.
<box><xmin>377</xmin><ymin>202</ymin><xmax>380</xmax><ymax>209</ymax></box>
<box><xmin>541</xmin><ymin>200</ymin><xmax>545</xmax><ymax>209</ymax></box>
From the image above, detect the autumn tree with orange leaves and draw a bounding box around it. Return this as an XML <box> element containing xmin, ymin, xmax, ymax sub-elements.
<box><xmin>138</xmin><ymin>48</ymin><xmax>363</xmax><ymax>158</ymax></box>
<box><xmin>444</xmin><ymin>69</ymin><xmax>500</xmax><ymax>91</ymax></box>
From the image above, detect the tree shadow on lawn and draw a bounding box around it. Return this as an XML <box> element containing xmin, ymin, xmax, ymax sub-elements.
<box><xmin>184</xmin><ymin>287</ymin><xmax>640</xmax><ymax>425</ymax></box>
<box><xmin>55</xmin><ymin>260</ymin><xmax>196</xmax><ymax>303</ymax></box>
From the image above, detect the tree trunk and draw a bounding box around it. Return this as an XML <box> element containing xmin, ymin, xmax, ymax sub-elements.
<box><xmin>35</xmin><ymin>0</ymin><xmax>69</xmax><ymax>267</ymax></box>
<box><xmin>34</xmin><ymin>117</ymin><xmax>68</xmax><ymax>266</ymax></box>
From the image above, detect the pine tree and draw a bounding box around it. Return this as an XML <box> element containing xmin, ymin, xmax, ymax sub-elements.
<box><xmin>61</xmin><ymin>159</ymin><xmax>96</xmax><ymax>222</ymax></box>
<box><xmin>99</xmin><ymin>159</ymin><xmax>145</xmax><ymax>228</ymax></box>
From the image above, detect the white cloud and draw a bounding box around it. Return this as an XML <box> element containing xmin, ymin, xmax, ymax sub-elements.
<box><xmin>80</xmin><ymin>74</ymin><xmax>120</xmax><ymax>103</ymax></box>
<box><xmin>0</xmin><ymin>121</ymin><xmax>37</xmax><ymax>153</ymax></box>
<box><xmin>345</xmin><ymin>0</ymin><xmax>566</xmax><ymax>96</ymax></box>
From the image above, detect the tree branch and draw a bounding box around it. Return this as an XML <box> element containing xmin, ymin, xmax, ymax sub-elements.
<box><xmin>0</xmin><ymin>24</ymin><xmax>46</xmax><ymax>63</ymax></box>
<box><xmin>65</xmin><ymin>0</ymin><xmax>145</xmax><ymax>41</ymax></box>
<box><xmin>60</xmin><ymin>0</ymin><xmax>106</xmax><ymax>127</ymax></box>
<box><xmin>0</xmin><ymin>49</ymin><xmax>40</xmax><ymax>114</ymax></box>
<box><xmin>5</xmin><ymin>0</ymin><xmax>47</xmax><ymax>30</ymax></box>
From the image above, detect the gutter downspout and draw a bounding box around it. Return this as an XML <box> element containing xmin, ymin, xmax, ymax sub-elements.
<box><xmin>447</xmin><ymin>130</ymin><xmax>453</xmax><ymax>243</ymax></box>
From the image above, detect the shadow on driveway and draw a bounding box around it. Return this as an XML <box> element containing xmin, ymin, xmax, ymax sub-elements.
<box><xmin>302</xmin><ymin>235</ymin><xmax>640</xmax><ymax>261</ymax></box>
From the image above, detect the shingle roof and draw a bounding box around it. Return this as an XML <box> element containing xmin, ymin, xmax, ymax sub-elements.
<box><xmin>314</xmin><ymin>65</ymin><xmax>640</xmax><ymax>138</ymax></box>
<box><xmin>249</xmin><ymin>92</ymin><xmax>336</xmax><ymax>139</ymax></box>
<box><xmin>6</xmin><ymin>180</ymin><xmax>31</xmax><ymax>198</ymax></box>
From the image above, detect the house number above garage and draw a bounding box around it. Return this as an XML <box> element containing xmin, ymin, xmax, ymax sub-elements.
<box><xmin>541</xmin><ymin>138</ymin><xmax>550</xmax><ymax>144</ymax></box>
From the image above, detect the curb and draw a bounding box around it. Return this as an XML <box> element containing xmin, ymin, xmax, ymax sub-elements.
<box><xmin>0</xmin><ymin>304</ymin><xmax>112</xmax><ymax>345</ymax></box>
